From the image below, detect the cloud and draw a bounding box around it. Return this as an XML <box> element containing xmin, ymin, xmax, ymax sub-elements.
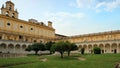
<box><xmin>75</xmin><ymin>0</ymin><xmax>120</xmax><ymax>12</ymax></box>
<box><xmin>96</xmin><ymin>0</ymin><xmax>120</xmax><ymax>11</ymax></box>
<box><xmin>42</xmin><ymin>12</ymin><xmax>85</xmax><ymax>35</ymax></box>
<box><xmin>43</xmin><ymin>12</ymin><xmax>85</xmax><ymax>23</ymax></box>
<box><xmin>76</xmin><ymin>0</ymin><xmax>95</xmax><ymax>8</ymax></box>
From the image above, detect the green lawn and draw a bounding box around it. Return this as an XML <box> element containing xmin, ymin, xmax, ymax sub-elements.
<box><xmin>0</xmin><ymin>54</ymin><xmax>120</xmax><ymax>68</ymax></box>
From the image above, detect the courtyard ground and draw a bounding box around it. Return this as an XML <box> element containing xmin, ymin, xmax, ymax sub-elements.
<box><xmin>0</xmin><ymin>53</ymin><xmax>120</xmax><ymax>68</ymax></box>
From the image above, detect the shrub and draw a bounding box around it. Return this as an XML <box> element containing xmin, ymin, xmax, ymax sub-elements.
<box><xmin>93</xmin><ymin>47</ymin><xmax>101</xmax><ymax>54</ymax></box>
<box><xmin>26</xmin><ymin>42</ymin><xmax>46</xmax><ymax>55</ymax></box>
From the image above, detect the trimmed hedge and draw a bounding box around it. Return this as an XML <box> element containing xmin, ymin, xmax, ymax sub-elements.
<box><xmin>93</xmin><ymin>47</ymin><xmax>101</xmax><ymax>54</ymax></box>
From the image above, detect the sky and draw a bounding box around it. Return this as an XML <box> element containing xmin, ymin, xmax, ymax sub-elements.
<box><xmin>0</xmin><ymin>0</ymin><xmax>120</xmax><ymax>36</ymax></box>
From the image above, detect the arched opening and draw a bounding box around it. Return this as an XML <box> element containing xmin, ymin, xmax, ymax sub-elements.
<box><xmin>83</xmin><ymin>45</ymin><xmax>87</xmax><ymax>53</ymax></box>
<box><xmin>93</xmin><ymin>44</ymin><xmax>98</xmax><ymax>48</ymax></box>
<box><xmin>8</xmin><ymin>44</ymin><xmax>14</xmax><ymax>49</ymax></box>
<box><xmin>0</xmin><ymin>43</ymin><xmax>7</xmax><ymax>48</ymax></box>
<box><xmin>8</xmin><ymin>44</ymin><xmax>14</xmax><ymax>53</ymax></box>
<box><xmin>34</xmin><ymin>40</ymin><xmax>37</xmax><ymax>42</ymax></box>
<box><xmin>25</xmin><ymin>38</ymin><xmax>28</xmax><ymax>42</ymax></box>
<box><xmin>15</xmin><ymin>44</ymin><xmax>21</xmax><ymax>53</ymax></box>
<box><xmin>99</xmin><ymin>44</ymin><xmax>104</xmax><ymax>53</ymax></box>
<box><xmin>88</xmin><ymin>44</ymin><xmax>92</xmax><ymax>53</ymax></box>
<box><xmin>9</xmin><ymin>5</ymin><xmax>12</xmax><ymax>11</ymax></box>
<box><xmin>6</xmin><ymin>11</ymin><xmax>9</xmax><ymax>17</ymax></box>
<box><xmin>15</xmin><ymin>44</ymin><xmax>20</xmax><ymax>49</ymax></box>
<box><xmin>22</xmin><ymin>44</ymin><xmax>26</xmax><ymax>49</ymax></box>
<box><xmin>105</xmin><ymin>43</ymin><xmax>110</xmax><ymax>53</ymax></box>
<box><xmin>0</xmin><ymin>43</ymin><xmax>7</xmax><ymax>53</ymax></box>
<box><xmin>111</xmin><ymin>43</ymin><xmax>117</xmax><ymax>53</ymax></box>
<box><xmin>12</xmin><ymin>13</ymin><xmax>15</xmax><ymax>18</ymax></box>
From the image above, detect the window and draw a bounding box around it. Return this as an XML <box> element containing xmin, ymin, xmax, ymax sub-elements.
<box><xmin>7</xmin><ymin>23</ymin><xmax>10</xmax><ymax>26</ymax></box>
<box><xmin>12</xmin><ymin>16</ymin><xmax>14</xmax><ymax>18</ymax></box>
<box><xmin>20</xmin><ymin>26</ymin><xmax>23</xmax><ymax>28</ymax></box>
<box><xmin>19</xmin><ymin>35</ymin><xmax>23</xmax><ymax>39</ymax></box>
<box><xmin>6</xmin><ymin>14</ymin><xmax>9</xmax><ymax>17</ymax></box>
<box><xmin>9</xmin><ymin>5</ymin><xmax>12</xmax><ymax>11</ymax></box>
<box><xmin>31</xmin><ymin>28</ymin><xmax>33</xmax><ymax>30</ymax></box>
<box><xmin>25</xmin><ymin>39</ymin><xmax>28</xmax><ymax>42</ymax></box>
<box><xmin>6</xmin><ymin>11</ymin><xmax>9</xmax><ymax>17</ymax></box>
<box><xmin>34</xmin><ymin>40</ymin><xmax>36</xmax><ymax>42</ymax></box>
<box><xmin>12</xmin><ymin>13</ymin><xmax>15</xmax><ymax>18</ymax></box>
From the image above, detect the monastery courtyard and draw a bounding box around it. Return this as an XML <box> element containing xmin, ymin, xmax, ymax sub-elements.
<box><xmin>0</xmin><ymin>0</ymin><xmax>120</xmax><ymax>68</ymax></box>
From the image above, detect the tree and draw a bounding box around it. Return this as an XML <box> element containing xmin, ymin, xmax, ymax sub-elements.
<box><xmin>45</xmin><ymin>41</ymin><xmax>55</xmax><ymax>54</ymax></box>
<box><xmin>66</xmin><ymin>41</ymin><xmax>78</xmax><ymax>56</ymax></box>
<box><xmin>54</xmin><ymin>41</ymin><xmax>67</xmax><ymax>58</ymax></box>
<box><xmin>93</xmin><ymin>47</ymin><xmax>101</xmax><ymax>54</ymax></box>
<box><xmin>81</xmin><ymin>48</ymin><xmax>85</xmax><ymax>55</ymax></box>
<box><xmin>51</xmin><ymin>41</ymin><xmax>78</xmax><ymax>58</ymax></box>
<box><xmin>26</xmin><ymin>42</ymin><xmax>46</xmax><ymax>55</ymax></box>
<box><xmin>50</xmin><ymin>44</ymin><xmax>56</xmax><ymax>54</ymax></box>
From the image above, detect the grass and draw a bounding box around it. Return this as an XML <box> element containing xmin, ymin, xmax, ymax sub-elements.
<box><xmin>0</xmin><ymin>53</ymin><xmax>120</xmax><ymax>68</ymax></box>
<box><xmin>0</xmin><ymin>55</ymin><xmax>39</xmax><ymax>67</ymax></box>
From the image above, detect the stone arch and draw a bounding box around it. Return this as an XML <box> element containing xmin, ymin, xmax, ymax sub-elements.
<box><xmin>8</xmin><ymin>44</ymin><xmax>14</xmax><ymax>53</ymax></box>
<box><xmin>22</xmin><ymin>44</ymin><xmax>26</xmax><ymax>49</ymax></box>
<box><xmin>111</xmin><ymin>43</ymin><xmax>117</xmax><ymax>53</ymax></box>
<box><xmin>9</xmin><ymin>5</ymin><xmax>12</xmax><ymax>10</ymax></box>
<box><xmin>105</xmin><ymin>43</ymin><xmax>110</xmax><ymax>53</ymax></box>
<box><xmin>88</xmin><ymin>44</ymin><xmax>92</xmax><ymax>53</ymax></box>
<box><xmin>21</xmin><ymin>44</ymin><xmax>27</xmax><ymax>53</ymax></box>
<box><xmin>6</xmin><ymin>11</ymin><xmax>9</xmax><ymax>16</ymax></box>
<box><xmin>15</xmin><ymin>44</ymin><xmax>20</xmax><ymax>49</ymax></box>
<box><xmin>12</xmin><ymin>13</ymin><xmax>15</xmax><ymax>18</ymax></box>
<box><xmin>0</xmin><ymin>43</ymin><xmax>7</xmax><ymax>49</ymax></box>
<box><xmin>8</xmin><ymin>44</ymin><xmax>14</xmax><ymax>49</ymax></box>
<box><xmin>83</xmin><ymin>45</ymin><xmax>87</xmax><ymax>53</ymax></box>
<box><xmin>99</xmin><ymin>44</ymin><xmax>104</xmax><ymax>53</ymax></box>
<box><xmin>15</xmin><ymin>44</ymin><xmax>21</xmax><ymax>53</ymax></box>
<box><xmin>0</xmin><ymin>43</ymin><xmax>7</xmax><ymax>53</ymax></box>
<box><xmin>93</xmin><ymin>44</ymin><xmax>98</xmax><ymax>48</ymax></box>
<box><xmin>99</xmin><ymin>44</ymin><xmax>104</xmax><ymax>49</ymax></box>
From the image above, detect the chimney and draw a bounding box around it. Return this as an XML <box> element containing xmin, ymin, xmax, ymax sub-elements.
<box><xmin>48</xmin><ymin>21</ymin><xmax>52</xmax><ymax>28</ymax></box>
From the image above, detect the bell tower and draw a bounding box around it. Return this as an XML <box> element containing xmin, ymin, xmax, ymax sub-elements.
<box><xmin>1</xmin><ymin>1</ymin><xmax>18</xmax><ymax>18</ymax></box>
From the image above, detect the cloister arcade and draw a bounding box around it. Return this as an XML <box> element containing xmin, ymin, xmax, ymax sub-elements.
<box><xmin>77</xmin><ymin>40</ymin><xmax>120</xmax><ymax>54</ymax></box>
<box><xmin>0</xmin><ymin>40</ymin><xmax>32</xmax><ymax>54</ymax></box>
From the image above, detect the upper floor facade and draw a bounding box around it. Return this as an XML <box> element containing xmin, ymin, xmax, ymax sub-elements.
<box><xmin>56</xmin><ymin>30</ymin><xmax>120</xmax><ymax>43</ymax></box>
<box><xmin>0</xmin><ymin>1</ymin><xmax>55</xmax><ymax>43</ymax></box>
